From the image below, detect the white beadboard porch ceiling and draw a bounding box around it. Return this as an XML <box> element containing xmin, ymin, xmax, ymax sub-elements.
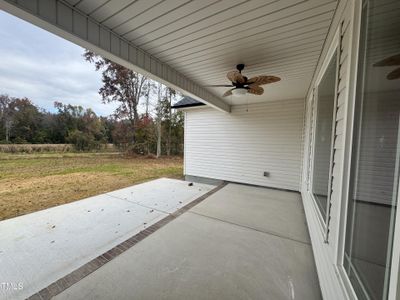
<box><xmin>67</xmin><ymin>0</ymin><xmax>338</xmax><ymax>104</ymax></box>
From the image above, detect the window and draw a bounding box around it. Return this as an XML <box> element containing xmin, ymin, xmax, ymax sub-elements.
<box><xmin>344</xmin><ymin>1</ymin><xmax>400</xmax><ymax>299</ymax></box>
<box><xmin>312</xmin><ymin>53</ymin><xmax>337</xmax><ymax>222</ymax></box>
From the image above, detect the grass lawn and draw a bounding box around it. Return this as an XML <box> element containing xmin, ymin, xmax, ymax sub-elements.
<box><xmin>0</xmin><ymin>152</ymin><xmax>183</xmax><ymax>221</ymax></box>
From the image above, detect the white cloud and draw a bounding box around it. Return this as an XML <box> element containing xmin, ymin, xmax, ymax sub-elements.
<box><xmin>0</xmin><ymin>11</ymin><xmax>118</xmax><ymax>116</ymax></box>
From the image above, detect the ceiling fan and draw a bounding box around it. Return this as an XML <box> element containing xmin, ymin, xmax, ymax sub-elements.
<box><xmin>373</xmin><ymin>53</ymin><xmax>400</xmax><ymax>80</ymax></box>
<box><xmin>204</xmin><ymin>64</ymin><xmax>281</xmax><ymax>97</ymax></box>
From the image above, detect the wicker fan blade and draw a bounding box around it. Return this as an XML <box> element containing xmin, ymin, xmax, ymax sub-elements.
<box><xmin>204</xmin><ymin>84</ymin><xmax>234</xmax><ymax>87</ymax></box>
<box><xmin>227</xmin><ymin>70</ymin><xmax>245</xmax><ymax>84</ymax></box>
<box><xmin>247</xmin><ymin>85</ymin><xmax>264</xmax><ymax>95</ymax></box>
<box><xmin>227</xmin><ymin>70</ymin><xmax>239</xmax><ymax>82</ymax></box>
<box><xmin>374</xmin><ymin>53</ymin><xmax>400</xmax><ymax>66</ymax></box>
<box><xmin>387</xmin><ymin>67</ymin><xmax>400</xmax><ymax>80</ymax></box>
<box><xmin>235</xmin><ymin>72</ymin><xmax>246</xmax><ymax>84</ymax></box>
<box><xmin>223</xmin><ymin>89</ymin><xmax>234</xmax><ymax>97</ymax></box>
<box><xmin>247</xmin><ymin>75</ymin><xmax>280</xmax><ymax>85</ymax></box>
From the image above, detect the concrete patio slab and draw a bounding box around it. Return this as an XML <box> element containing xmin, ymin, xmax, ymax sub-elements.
<box><xmin>54</xmin><ymin>183</ymin><xmax>321</xmax><ymax>300</ymax></box>
<box><xmin>0</xmin><ymin>178</ymin><xmax>213</xmax><ymax>300</ymax></box>
<box><xmin>191</xmin><ymin>183</ymin><xmax>310</xmax><ymax>244</ymax></box>
<box><xmin>106</xmin><ymin>178</ymin><xmax>211</xmax><ymax>214</ymax></box>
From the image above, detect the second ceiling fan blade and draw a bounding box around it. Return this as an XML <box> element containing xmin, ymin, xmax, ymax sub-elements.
<box><xmin>226</xmin><ymin>70</ymin><xmax>239</xmax><ymax>82</ymax></box>
<box><xmin>223</xmin><ymin>89</ymin><xmax>234</xmax><ymax>97</ymax></box>
<box><xmin>248</xmin><ymin>85</ymin><xmax>264</xmax><ymax>95</ymax></box>
<box><xmin>227</xmin><ymin>70</ymin><xmax>245</xmax><ymax>84</ymax></box>
<box><xmin>204</xmin><ymin>84</ymin><xmax>233</xmax><ymax>87</ymax></box>
<box><xmin>374</xmin><ymin>53</ymin><xmax>400</xmax><ymax>66</ymax></box>
<box><xmin>387</xmin><ymin>67</ymin><xmax>400</xmax><ymax>80</ymax></box>
<box><xmin>247</xmin><ymin>75</ymin><xmax>281</xmax><ymax>85</ymax></box>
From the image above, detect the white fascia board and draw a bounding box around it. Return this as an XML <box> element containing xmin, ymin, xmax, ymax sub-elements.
<box><xmin>0</xmin><ymin>0</ymin><xmax>230</xmax><ymax>113</ymax></box>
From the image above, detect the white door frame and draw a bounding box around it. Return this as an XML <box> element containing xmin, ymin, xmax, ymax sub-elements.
<box><xmin>334</xmin><ymin>0</ymin><xmax>400</xmax><ymax>299</ymax></box>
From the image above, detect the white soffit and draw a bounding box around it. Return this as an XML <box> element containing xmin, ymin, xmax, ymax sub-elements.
<box><xmin>68</xmin><ymin>0</ymin><xmax>337</xmax><ymax>104</ymax></box>
<box><xmin>7</xmin><ymin>0</ymin><xmax>338</xmax><ymax>105</ymax></box>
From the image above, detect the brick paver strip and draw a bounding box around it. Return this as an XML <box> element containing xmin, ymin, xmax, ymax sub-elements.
<box><xmin>27</xmin><ymin>182</ymin><xmax>226</xmax><ymax>300</ymax></box>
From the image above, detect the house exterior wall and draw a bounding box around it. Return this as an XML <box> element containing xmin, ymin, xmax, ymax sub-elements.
<box><xmin>184</xmin><ymin>99</ymin><xmax>305</xmax><ymax>191</ymax></box>
<box><xmin>302</xmin><ymin>0</ymin><xmax>400</xmax><ymax>299</ymax></box>
<box><xmin>301</xmin><ymin>0</ymin><xmax>354</xmax><ymax>299</ymax></box>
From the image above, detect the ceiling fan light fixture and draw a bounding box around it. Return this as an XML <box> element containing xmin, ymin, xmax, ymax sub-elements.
<box><xmin>231</xmin><ymin>88</ymin><xmax>247</xmax><ymax>96</ymax></box>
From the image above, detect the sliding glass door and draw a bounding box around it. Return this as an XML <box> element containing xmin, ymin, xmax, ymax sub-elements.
<box><xmin>344</xmin><ymin>0</ymin><xmax>400</xmax><ymax>299</ymax></box>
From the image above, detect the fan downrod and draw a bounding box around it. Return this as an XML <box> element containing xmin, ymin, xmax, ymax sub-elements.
<box><xmin>236</xmin><ymin>64</ymin><xmax>245</xmax><ymax>73</ymax></box>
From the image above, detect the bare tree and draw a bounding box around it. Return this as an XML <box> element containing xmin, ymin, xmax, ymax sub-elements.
<box><xmin>143</xmin><ymin>80</ymin><xmax>154</xmax><ymax>154</ymax></box>
<box><xmin>154</xmin><ymin>83</ymin><xmax>164</xmax><ymax>158</ymax></box>
<box><xmin>84</xmin><ymin>50</ymin><xmax>147</xmax><ymax>144</ymax></box>
<box><xmin>0</xmin><ymin>95</ymin><xmax>13</xmax><ymax>142</ymax></box>
<box><xmin>145</xmin><ymin>81</ymin><xmax>151</xmax><ymax>117</ymax></box>
<box><xmin>166</xmin><ymin>88</ymin><xmax>176</xmax><ymax>156</ymax></box>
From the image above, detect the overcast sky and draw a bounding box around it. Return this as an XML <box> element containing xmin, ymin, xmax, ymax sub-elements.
<box><xmin>0</xmin><ymin>11</ymin><xmax>118</xmax><ymax>116</ymax></box>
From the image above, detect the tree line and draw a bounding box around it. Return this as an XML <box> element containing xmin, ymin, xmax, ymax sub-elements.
<box><xmin>0</xmin><ymin>96</ymin><xmax>183</xmax><ymax>155</ymax></box>
<box><xmin>0</xmin><ymin>50</ymin><xmax>185</xmax><ymax>156</ymax></box>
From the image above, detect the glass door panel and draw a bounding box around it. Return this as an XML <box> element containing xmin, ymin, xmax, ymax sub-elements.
<box><xmin>344</xmin><ymin>1</ymin><xmax>400</xmax><ymax>299</ymax></box>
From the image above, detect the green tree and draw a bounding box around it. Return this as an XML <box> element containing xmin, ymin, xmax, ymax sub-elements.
<box><xmin>169</xmin><ymin>110</ymin><xmax>184</xmax><ymax>155</ymax></box>
<box><xmin>7</xmin><ymin>97</ymin><xmax>43</xmax><ymax>143</ymax></box>
<box><xmin>66</xmin><ymin>108</ymin><xmax>106</xmax><ymax>151</ymax></box>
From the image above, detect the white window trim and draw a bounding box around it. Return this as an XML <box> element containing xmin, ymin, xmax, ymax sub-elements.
<box><xmin>334</xmin><ymin>1</ymin><xmax>400</xmax><ymax>299</ymax></box>
<box><xmin>307</xmin><ymin>26</ymin><xmax>341</xmax><ymax>243</ymax></box>
<box><xmin>305</xmin><ymin>91</ymin><xmax>315</xmax><ymax>190</ymax></box>
<box><xmin>387</xmin><ymin>121</ymin><xmax>400</xmax><ymax>300</ymax></box>
<box><xmin>334</xmin><ymin>0</ymin><xmax>364</xmax><ymax>298</ymax></box>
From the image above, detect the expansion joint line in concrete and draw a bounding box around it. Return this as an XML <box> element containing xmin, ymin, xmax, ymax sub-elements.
<box><xmin>105</xmin><ymin>192</ymin><xmax>172</xmax><ymax>215</ymax></box>
<box><xmin>188</xmin><ymin>211</ymin><xmax>311</xmax><ymax>246</ymax></box>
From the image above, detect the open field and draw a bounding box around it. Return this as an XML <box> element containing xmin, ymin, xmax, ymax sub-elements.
<box><xmin>0</xmin><ymin>152</ymin><xmax>183</xmax><ymax>220</ymax></box>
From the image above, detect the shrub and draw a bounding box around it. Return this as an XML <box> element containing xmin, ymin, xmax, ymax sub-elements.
<box><xmin>0</xmin><ymin>144</ymin><xmax>74</xmax><ymax>153</ymax></box>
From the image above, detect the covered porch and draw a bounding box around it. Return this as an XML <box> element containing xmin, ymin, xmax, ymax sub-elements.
<box><xmin>32</xmin><ymin>182</ymin><xmax>319</xmax><ymax>300</ymax></box>
<box><xmin>1</xmin><ymin>0</ymin><xmax>400</xmax><ymax>299</ymax></box>
<box><xmin>0</xmin><ymin>1</ymin><xmax>331</xmax><ymax>299</ymax></box>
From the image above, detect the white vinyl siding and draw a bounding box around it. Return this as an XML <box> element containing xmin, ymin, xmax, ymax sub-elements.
<box><xmin>353</xmin><ymin>91</ymin><xmax>400</xmax><ymax>206</ymax></box>
<box><xmin>184</xmin><ymin>99</ymin><xmax>305</xmax><ymax>191</ymax></box>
